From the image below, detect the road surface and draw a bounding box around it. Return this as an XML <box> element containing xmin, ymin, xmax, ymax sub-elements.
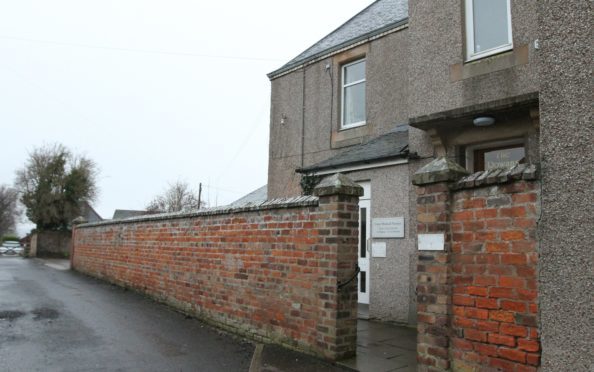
<box><xmin>0</xmin><ymin>257</ymin><xmax>253</xmax><ymax>372</ymax></box>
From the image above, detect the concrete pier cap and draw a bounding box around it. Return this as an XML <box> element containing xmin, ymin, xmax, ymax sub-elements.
<box><xmin>313</xmin><ymin>173</ymin><xmax>364</xmax><ymax>197</ymax></box>
<box><xmin>412</xmin><ymin>157</ymin><xmax>469</xmax><ymax>185</ymax></box>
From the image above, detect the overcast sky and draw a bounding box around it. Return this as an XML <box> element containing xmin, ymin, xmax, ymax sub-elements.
<box><xmin>0</xmin><ymin>0</ymin><xmax>372</xmax><ymax>235</ymax></box>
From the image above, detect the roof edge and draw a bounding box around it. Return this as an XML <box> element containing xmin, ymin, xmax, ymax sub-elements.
<box><xmin>409</xmin><ymin>92</ymin><xmax>539</xmax><ymax>130</ymax></box>
<box><xmin>296</xmin><ymin>152</ymin><xmax>409</xmax><ymax>174</ymax></box>
<box><xmin>268</xmin><ymin>18</ymin><xmax>408</xmax><ymax>80</ymax></box>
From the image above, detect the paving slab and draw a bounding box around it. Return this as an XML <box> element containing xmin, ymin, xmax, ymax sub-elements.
<box><xmin>35</xmin><ymin>258</ymin><xmax>71</xmax><ymax>271</ymax></box>
<box><xmin>255</xmin><ymin>344</ymin><xmax>352</xmax><ymax>372</ymax></box>
<box><xmin>339</xmin><ymin>320</ymin><xmax>417</xmax><ymax>372</ymax></box>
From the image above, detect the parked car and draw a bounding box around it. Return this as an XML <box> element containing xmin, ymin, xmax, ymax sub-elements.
<box><xmin>1</xmin><ymin>241</ymin><xmax>23</xmax><ymax>256</ymax></box>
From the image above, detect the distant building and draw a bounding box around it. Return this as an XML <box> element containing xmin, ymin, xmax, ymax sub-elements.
<box><xmin>79</xmin><ymin>201</ymin><xmax>103</xmax><ymax>223</ymax></box>
<box><xmin>228</xmin><ymin>185</ymin><xmax>267</xmax><ymax>208</ymax></box>
<box><xmin>112</xmin><ymin>209</ymin><xmax>159</xmax><ymax>220</ymax></box>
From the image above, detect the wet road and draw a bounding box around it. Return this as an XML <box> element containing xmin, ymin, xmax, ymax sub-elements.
<box><xmin>0</xmin><ymin>257</ymin><xmax>253</xmax><ymax>372</ymax></box>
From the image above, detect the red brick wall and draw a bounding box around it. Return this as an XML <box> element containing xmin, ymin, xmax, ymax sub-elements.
<box><xmin>416</xmin><ymin>180</ymin><xmax>541</xmax><ymax>371</ymax></box>
<box><xmin>72</xmin><ymin>195</ymin><xmax>359</xmax><ymax>360</ymax></box>
<box><xmin>450</xmin><ymin>181</ymin><xmax>540</xmax><ymax>371</ymax></box>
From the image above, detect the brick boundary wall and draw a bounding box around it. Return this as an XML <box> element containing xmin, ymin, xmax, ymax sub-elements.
<box><xmin>71</xmin><ymin>174</ymin><xmax>361</xmax><ymax>360</ymax></box>
<box><xmin>413</xmin><ymin>159</ymin><xmax>541</xmax><ymax>372</ymax></box>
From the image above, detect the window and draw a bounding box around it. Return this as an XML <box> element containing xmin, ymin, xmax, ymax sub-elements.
<box><xmin>466</xmin><ymin>140</ymin><xmax>526</xmax><ymax>172</ymax></box>
<box><xmin>465</xmin><ymin>0</ymin><xmax>513</xmax><ymax>61</ymax></box>
<box><xmin>474</xmin><ymin>145</ymin><xmax>525</xmax><ymax>171</ymax></box>
<box><xmin>341</xmin><ymin>59</ymin><xmax>366</xmax><ymax>129</ymax></box>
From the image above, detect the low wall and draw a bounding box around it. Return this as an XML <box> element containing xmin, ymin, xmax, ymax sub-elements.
<box><xmin>414</xmin><ymin>160</ymin><xmax>541</xmax><ymax>371</ymax></box>
<box><xmin>33</xmin><ymin>231</ymin><xmax>72</xmax><ymax>258</ymax></box>
<box><xmin>72</xmin><ymin>176</ymin><xmax>361</xmax><ymax>360</ymax></box>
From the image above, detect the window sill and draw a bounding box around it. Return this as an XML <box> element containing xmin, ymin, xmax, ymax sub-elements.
<box><xmin>450</xmin><ymin>44</ymin><xmax>529</xmax><ymax>82</ymax></box>
<box><xmin>466</xmin><ymin>44</ymin><xmax>513</xmax><ymax>63</ymax></box>
<box><xmin>340</xmin><ymin>122</ymin><xmax>366</xmax><ymax>131</ymax></box>
<box><xmin>331</xmin><ymin>123</ymin><xmax>370</xmax><ymax>149</ymax></box>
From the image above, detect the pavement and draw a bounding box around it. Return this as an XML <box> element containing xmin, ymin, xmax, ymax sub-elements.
<box><xmin>0</xmin><ymin>257</ymin><xmax>355</xmax><ymax>372</ymax></box>
<box><xmin>254</xmin><ymin>344</ymin><xmax>352</xmax><ymax>372</ymax></box>
<box><xmin>35</xmin><ymin>257</ymin><xmax>71</xmax><ymax>271</ymax></box>
<box><xmin>339</xmin><ymin>320</ymin><xmax>417</xmax><ymax>372</ymax></box>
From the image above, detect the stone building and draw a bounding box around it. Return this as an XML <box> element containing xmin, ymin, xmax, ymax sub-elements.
<box><xmin>268</xmin><ymin>0</ymin><xmax>419</xmax><ymax>324</ymax></box>
<box><xmin>267</xmin><ymin>0</ymin><xmax>592</xmax><ymax>370</ymax></box>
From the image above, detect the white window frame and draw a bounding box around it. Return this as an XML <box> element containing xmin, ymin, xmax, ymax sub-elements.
<box><xmin>465</xmin><ymin>0</ymin><xmax>513</xmax><ymax>61</ymax></box>
<box><xmin>341</xmin><ymin>58</ymin><xmax>366</xmax><ymax>130</ymax></box>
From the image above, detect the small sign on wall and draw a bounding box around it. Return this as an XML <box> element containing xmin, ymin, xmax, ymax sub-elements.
<box><xmin>372</xmin><ymin>242</ymin><xmax>387</xmax><ymax>258</ymax></box>
<box><xmin>372</xmin><ymin>217</ymin><xmax>404</xmax><ymax>238</ymax></box>
<box><xmin>418</xmin><ymin>233</ymin><xmax>445</xmax><ymax>251</ymax></box>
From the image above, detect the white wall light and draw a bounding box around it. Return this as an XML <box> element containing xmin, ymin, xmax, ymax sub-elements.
<box><xmin>473</xmin><ymin>116</ymin><xmax>496</xmax><ymax>127</ymax></box>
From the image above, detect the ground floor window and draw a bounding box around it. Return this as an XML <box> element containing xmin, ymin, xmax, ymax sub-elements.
<box><xmin>474</xmin><ymin>144</ymin><xmax>525</xmax><ymax>171</ymax></box>
<box><xmin>465</xmin><ymin>139</ymin><xmax>526</xmax><ymax>172</ymax></box>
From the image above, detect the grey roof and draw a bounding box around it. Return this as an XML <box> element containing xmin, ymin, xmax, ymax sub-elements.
<box><xmin>269</xmin><ymin>0</ymin><xmax>408</xmax><ymax>78</ymax></box>
<box><xmin>228</xmin><ymin>185</ymin><xmax>268</xmax><ymax>208</ymax></box>
<box><xmin>112</xmin><ymin>209</ymin><xmax>156</xmax><ymax>220</ymax></box>
<box><xmin>79</xmin><ymin>201</ymin><xmax>102</xmax><ymax>223</ymax></box>
<box><xmin>297</xmin><ymin>126</ymin><xmax>409</xmax><ymax>173</ymax></box>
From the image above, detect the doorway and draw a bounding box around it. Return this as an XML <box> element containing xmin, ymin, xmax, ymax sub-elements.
<box><xmin>357</xmin><ymin>182</ymin><xmax>371</xmax><ymax>305</ymax></box>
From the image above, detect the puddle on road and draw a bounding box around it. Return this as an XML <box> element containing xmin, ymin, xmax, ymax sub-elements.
<box><xmin>0</xmin><ymin>308</ymin><xmax>60</xmax><ymax>321</ymax></box>
<box><xmin>0</xmin><ymin>310</ymin><xmax>26</xmax><ymax>321</ymax></box>
<box><xmin>32</xmin><ymin>307</ymin><xmax>60</xmax><ymax>321</ymax></box>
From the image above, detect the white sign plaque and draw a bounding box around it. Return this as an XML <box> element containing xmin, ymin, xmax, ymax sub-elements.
<box><xmin>372</xmin><ymin>242</ymin><xmax>387</xmax><ymax>258</ymax></box>
<box><xmin>418</xmin><ymin>234</ymin><xmax>445</xmax><ymax>251</ymax></box>
<box><xmin>372</xmin><ymin>217</ymin><xmax>404</xmax><ymax>238</ymax></box>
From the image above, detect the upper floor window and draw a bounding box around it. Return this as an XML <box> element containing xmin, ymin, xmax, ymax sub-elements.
<box><xmin>341</xmin><ymin>59</ymin><xmax>366</xmax><ymax>129</ymax></box>
<box><xmin>465</xmin><ymin>0</ymin><xmax>513</xmax><ymax>61</ymax></box>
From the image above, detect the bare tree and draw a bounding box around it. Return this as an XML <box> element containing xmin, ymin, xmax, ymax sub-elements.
<box><xmin>15</xmin><ymin>144</ymin><xmax>98</xmax><ymax>230</ymax></box>
<box><xmin>146</xmin><ymin>180</ymin><xmax>203</xmax><ymax>213</ymax></box>
<box><xmin>0</xmin><ymin>185</ymin><xmax>19</xmax><ymax>236</ymax></box>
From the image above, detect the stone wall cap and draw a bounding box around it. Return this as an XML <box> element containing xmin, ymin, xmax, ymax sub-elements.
<box><xmin>451</xmin><ymin>163</ymin><xmax>538</xmax><ymax>190</ymax></box>
<box><xmin>76</xmin><ymin>196</ymin><xmax>319</xmax><ymax>229</ymax></box>
<box><xmin>313</xmin><ymin>173</ymin><xmax>364</xmax><ymax>197</ymax></box>
<box><xmin>413</xmin><ymin>157</ymin><xmax>470</xmax><ymax>185</ymax></box>
<box><xmin>72</xmin><ymin>216</ymin><xmax>88</xmax><ymax>225</ymax></box>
